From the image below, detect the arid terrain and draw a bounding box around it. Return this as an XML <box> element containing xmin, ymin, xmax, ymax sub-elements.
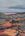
<box><xmin>0</xmin><ymin>12</ymin><xmax>25</xmax><ymax>36</ymax></box>
<box><xmin>0</xmin><ymin>21</ymin><xmax>25</xmax><ymax>36</ymax></box>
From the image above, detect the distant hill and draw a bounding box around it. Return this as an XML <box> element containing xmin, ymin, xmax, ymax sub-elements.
<box><xmin>0</xmin><ymin>12</ymin><xmax>6</xmax><ymax>18</ymax></box>
<box><xmin>9</xmin><ymin>6</ymin><xmax>25</xmax><ymax>9</ymax></box>
<box><xmin>16</xmin><ymin>12</ymin><xmax>25</xmax><ymax>14</ymax></box>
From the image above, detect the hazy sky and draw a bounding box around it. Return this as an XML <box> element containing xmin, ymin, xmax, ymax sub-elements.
<box><xmin>0</xmin><ymin>0</ymin><xmax>25</xmax><ymax>12</ymax></box>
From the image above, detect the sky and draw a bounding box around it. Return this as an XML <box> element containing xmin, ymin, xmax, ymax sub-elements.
<box><xmin>0</xmin><ymin>0</ymin><xmax>25</xmax><ymax>12</ymax></box>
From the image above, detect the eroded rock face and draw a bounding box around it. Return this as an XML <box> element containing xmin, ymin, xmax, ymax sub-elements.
<box><xmin>0</xmin><ymin>34</ymin><xmax>8</xmax><ymax>36</ymax></box>
<box><xmin>3</xmin><ymin>29</ymin><xmax>18</xmax><ymax>36</ymax></box>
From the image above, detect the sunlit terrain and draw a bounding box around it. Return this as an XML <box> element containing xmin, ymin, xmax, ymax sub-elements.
<box><xmin>0</xmin><ymin>12</ymin><xmax>25</xmax><ymax>36</ymax></box>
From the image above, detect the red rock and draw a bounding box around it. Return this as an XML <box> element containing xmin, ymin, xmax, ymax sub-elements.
<box><xmin>3</xmin><ymin>22</ymin><xmax>12</xmax><ymax>28</ymax></box>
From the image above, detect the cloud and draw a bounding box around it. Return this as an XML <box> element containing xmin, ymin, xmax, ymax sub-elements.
<box><xmin>0</xmin><ymin>0</ymin><xmax>25</xmax><ymax>7</ymax></box>
<box><xmin>0</xmin><ymin>0</ymin><xmax>25</xmax><ymax>12</ymax></box>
